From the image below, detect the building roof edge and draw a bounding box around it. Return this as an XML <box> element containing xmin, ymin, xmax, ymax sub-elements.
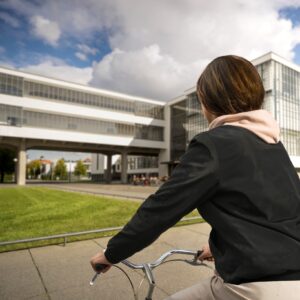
<box><xmin>0</xmin><ymin>65</ymin><xmax>165</xmax><ymax>106</ymax></box>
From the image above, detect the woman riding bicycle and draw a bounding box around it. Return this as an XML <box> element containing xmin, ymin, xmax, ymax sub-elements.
<box><xmin>91</xmin><ymin>55</ymin><xmax>300</xmax><ymax>299</ymax></box>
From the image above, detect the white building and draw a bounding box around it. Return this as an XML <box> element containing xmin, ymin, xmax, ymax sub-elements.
<box><xmin>83</xmin><ymin>157</ymin><xmax>92</xmax><ymax>178</ymax></box>
<box><xmin>167</xmin><ymin>52</ymin><xmax>300</xmax><ymax>173</ymax></box>
<box><xmin>91</xmin><ymin>153</ymin><xmax>159</xmax><ymax>182</ymax></box>
<box><xmin>0</xmin><ymin>51</ymin><xmax>299</xmax><ymax>185</ymax></box>
<box><xmin>0</xmin><ymin>67</ymin><xmax>168</xmax><ymax>185</ymax></box>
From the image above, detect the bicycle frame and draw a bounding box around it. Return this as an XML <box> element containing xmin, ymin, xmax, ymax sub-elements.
<box><xmin>90</xmin><ymin>249</ymin><xmax>203</xmax><ymax>300</ymax></box>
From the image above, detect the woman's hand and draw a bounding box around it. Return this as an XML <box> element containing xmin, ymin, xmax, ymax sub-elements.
<box><xmin>90</xmin><ymin>251</ymin><xmax>112</xmax><ymax>273</ymax></box>
<box><xmin>198</xmin><ymin>243</ymin><xmax>214</xmax><ymax>262</ymax></box>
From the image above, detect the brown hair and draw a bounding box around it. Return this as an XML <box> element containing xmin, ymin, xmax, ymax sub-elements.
<box><xmin>197</xmin><ymin>55</ymin><xmax>265</xmax><ymax>116</ymax></box>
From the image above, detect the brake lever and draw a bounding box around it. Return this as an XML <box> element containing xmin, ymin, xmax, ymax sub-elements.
<box><xmin>185</xmin><ymin>250</ymin><xmax>210</xmax><ymax>267</ymax></box>
<box><xmin>90</xmin><ymin>273</ymin><xmax>99</xmax><ymax>286</ymax></box>
<box><xmin>193</xmin><ymin>250</ymin><xmax>203</xmax><ymax>263</ymax></box>
<box><xmin>90</xmin><ymin>264</ymin><xmax>108</xmax><ymax>286</ymax></box>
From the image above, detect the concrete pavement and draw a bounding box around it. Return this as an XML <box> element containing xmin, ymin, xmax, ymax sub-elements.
<box><xmin>0</xmin><ymin>222</ymin><xmax>214</xmax><ymax>300</ymax></box>
<box><xmin>31</xmin><ymin>182</ymin><xmax>160</xmax><ymax>201</ymax></box>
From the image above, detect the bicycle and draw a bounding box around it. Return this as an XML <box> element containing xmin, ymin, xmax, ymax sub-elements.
<box><xmin>90</xmin><ymin>249</ymin><xmax>213</xmax><ymax>300</ymax></box>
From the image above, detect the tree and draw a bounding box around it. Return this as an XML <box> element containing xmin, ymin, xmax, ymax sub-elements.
<box><xmin>0</xmin><ymin>149</ymin><xmax>15</xmax><ymax>183</ymax></box>
<box><xmin>54</xmin><ymin>159</ymin><xmax>67</xmax><ymax>180</ymax></box>
<box><xmin>74</xmin><ymin>160</ymin><xmax>87</xmax><ymax>179</ymax></box>
<box><xmin>27</xmin><ymin>160</ymin><xmax>41</xmax><ymax>179</ymax></box>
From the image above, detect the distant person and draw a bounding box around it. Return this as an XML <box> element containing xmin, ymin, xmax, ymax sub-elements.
<box><xmin>132</xmin><ymin>175</ymin><xmax>137</xmax><ymax>185</ymax></box>
<box><xmin>91</xmin><ymin>55</ymin><xmax>300</xmax><ymax>299</ymax></box>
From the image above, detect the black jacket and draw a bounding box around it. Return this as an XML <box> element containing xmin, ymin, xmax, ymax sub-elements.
<box><xmin>105</xmin><ymin>125</ymin><xmax>300</xmax><ymax>284</ymax></box>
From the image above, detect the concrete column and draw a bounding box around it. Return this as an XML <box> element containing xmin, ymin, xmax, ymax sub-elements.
<box><xmin>158</xmin><ymin>150</ymin><xmax>169</xmax><ymax>178</ymax></box>
<box><xmin>17</xmin><ymin>140</ymin><xmax>26</xmax><ymax>185</ymax></box>
<box><xmin>121</xmin><ymin>151</ymin><xmax>128</xmax><ymax>184</ymax></box>
<box><xmin>105</xmin><ymin>153</ymin><xmax>112</xmax><ymax>183</ymax></box>
<box><xmin>159</xmin><ymin>104</ymin><xmax>171</xmax><ymax>178</ymax></box>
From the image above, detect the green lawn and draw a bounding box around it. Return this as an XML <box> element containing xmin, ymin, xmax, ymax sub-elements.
<box><xmin>0</xmin><ymin>187</ymin><xmax>202</xmax><ymax>252</ymax></box>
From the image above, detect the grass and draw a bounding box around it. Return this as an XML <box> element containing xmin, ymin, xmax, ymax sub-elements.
<box><xmin>0</xmin><ymin>187</ymin><xmax>203</xmax><ymax>252</ymax></box>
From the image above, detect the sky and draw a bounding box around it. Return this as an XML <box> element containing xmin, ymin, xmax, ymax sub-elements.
<box><xmin>1</xmin><ymin>0</ymin><xmax>300</xmax><ymax>161</ymax></box>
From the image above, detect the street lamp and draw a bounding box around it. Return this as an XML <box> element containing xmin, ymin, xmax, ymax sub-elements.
<box><xmin>13</xmin><ymin>158</ymin><xmax>18</xmax><ymax>183</ymax></box>
<box><xmin>65</xmin><ymin>160</ymin><xmax>73</xmax><ymax>183</ymax></box>
<box><xmin>50</xmin><ymin>161</ymin><xmax>54</xmax><ymax>181</ymax></box>
<box><xmin>26</xmin><ymin>158</ymin><xmax>31</xmax><ymax>180</ymax></box>
<box><xmin>69</xmin><ymin>161</ymin><xmax>71</xmax><ymax>183</ymax></box>
<box><xmin>39</xmin><ymin>156</ymin><xmax>44</xmax><ymax>180</ymax></box>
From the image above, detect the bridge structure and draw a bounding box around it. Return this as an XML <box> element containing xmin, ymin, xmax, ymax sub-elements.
<box><xmin>0</xmin><ymin>67</ymin><xmax>170</xmax><ymax>185</ymax></box>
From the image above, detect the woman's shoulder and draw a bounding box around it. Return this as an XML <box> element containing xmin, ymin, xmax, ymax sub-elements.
<box><xmin>196</xmin><ymin>125</ymin><xmax>269</xmax><ymax>145</ymax></box>
<box><xmin>192</xmin><ymin>125</ymin><xmax>264</xmax><ymax>158</ymax></box>
<box><xmin>192</xmin><ymin>125</ymin><xmax>245</xmax><ymax>144</ymax></box>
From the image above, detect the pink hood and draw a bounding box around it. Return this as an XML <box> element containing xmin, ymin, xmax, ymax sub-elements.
<box><xmin>209</xmin><ymin>109</ymin><xmax>280</xmax><ymax>144</ymax></box>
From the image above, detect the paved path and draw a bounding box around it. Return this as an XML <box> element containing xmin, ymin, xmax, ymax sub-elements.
<box><xmin>29</xmin><ymin>182</ymin><xmax>160</xmax><ymax>201</ymax></box>
<box><xmin>0</xmin><ymin>223</ymin><xmax>213</xmax><ymax>300</ymax></box>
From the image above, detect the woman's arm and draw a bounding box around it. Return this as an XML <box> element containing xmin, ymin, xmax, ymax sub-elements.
<box><xmin>102</xmin><ymin>134</ymin><xmax>219</xmax><ymax>264</ymax></box>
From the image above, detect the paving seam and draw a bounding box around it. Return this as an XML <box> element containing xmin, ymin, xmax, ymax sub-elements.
<box><xmin>182</xmin><ymin>226</ymin><xmax>210</xmax><ymax>237</ymax></box>
<box><xmin>28</xmin><ymin>249</ymin><xmax>51</xmax><ymax>300</ymax></box>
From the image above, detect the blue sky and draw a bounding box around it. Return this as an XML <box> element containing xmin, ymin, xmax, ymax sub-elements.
<box><xmin>0</xmin><ymin>8</ymin><xmax>111</xmax><ymax>69</ymax></box>
<box><xmin>1</xmin><ymin>1</ymin><xmax>300</xmax><ymax>99</ymax></box>
<box><xmin>279</xmin><ymin>6</ymin><xmax>300</xmax><ymax>64</ymax></box>
<box><xmin>1</xmin><ymin>0</ymin><xmax>300</xmax><ymax>161</ymax></box>
<box><xmin>280</xmin><ymin>6</ymin><xmax>300</xmax><ymax>27</ymax></box>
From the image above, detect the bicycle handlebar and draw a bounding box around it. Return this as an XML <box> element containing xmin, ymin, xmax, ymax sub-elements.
<box><xmin>95</xmin><ymin>249</ymin><xmax>202</xmax><ymax>273</ymax></box>
<box><xmin>123</xmin><ymin>249</ymin><xmax>202</xmax><ymax>269</ymax></box>
<box><xmin>91</xmin><ymin>249</ymin><xmax>205</xmax><ymax>299</ymax></box>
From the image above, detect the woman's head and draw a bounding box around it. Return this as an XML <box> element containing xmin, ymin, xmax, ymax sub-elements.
<box><xmin>197</xmin><ymin>55</ymin><xmax>265</xmax><ymax>120</ymax></box>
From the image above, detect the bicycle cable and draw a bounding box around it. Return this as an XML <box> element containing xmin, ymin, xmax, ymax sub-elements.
<box><xmin>110</xmin><ymin>265</ymin><xmax>138</xmax><ymax>299</ymax></box>
<box><xmin>136</xmin><ymin>275</ymin><xmax>146</xmax><ymax>300</ymax></box>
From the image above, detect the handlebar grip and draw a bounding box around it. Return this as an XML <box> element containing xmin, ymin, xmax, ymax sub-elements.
<box><xmin>95</xmin><ymin>263</ymin><xmax>108</xmax><ymax>272</ymax></box>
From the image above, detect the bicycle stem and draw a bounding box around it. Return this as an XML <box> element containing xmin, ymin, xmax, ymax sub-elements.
<box><xmin>143</xmin><ymin>263</ymin><xmax>155</xmax><ymax>300</ymax></box>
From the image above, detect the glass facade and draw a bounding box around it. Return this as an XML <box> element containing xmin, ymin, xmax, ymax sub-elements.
<box><xmin>170</xmin><ymin>59</ymin><xmax>300</xmax><ymax>162</ymax></box>
<box><xmin>170</xmin><ymin>99</ymin><xmax>187</xmax><ymax>161</ymax></box>
<box><xmin>186</xmin><ymin>93</ymin><xmax>208</xmax><ymax>141</ymax></box>
<box><xmin>0</xmin><ymin>104</ymin><xmax>22</xmax><ymax>126</ymax></box>
<box><xmin>127</xmin><ymin>156</ymin><xmax>159</xmax><ymax>170</ymax></box>
<box><xmin>0</xmin><ymin>103</ymin><xmax>164</xmax><ymax>141</ymax></box>
<box><xmin>170</xmin><ymin>93</ymin><xmax>208</xmax><ymax>161</ymax></box>
<box><xmin>272</xmin><ymin>61</ymin><xmax>300</xmax><ymax>156</ymax></box>
<box><xmin>0</xmin><ymin>72</ymin><xmax>23</xmax><ymax>96</ymax></box>
<box><xmin>0</xmin><ymin>72</ymin><xmax>164</xmax><ymax>120</ymax></box>
<box><xmin>256</xmin><ymin>61</ymin><xmax>274</xmax><ymax>114</ymax></box>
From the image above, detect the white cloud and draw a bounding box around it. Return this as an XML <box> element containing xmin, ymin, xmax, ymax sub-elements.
<box><xmin>0</xmin><ymin>11</ymin><xmax>20</xmax><ymax>28</ymax></box>
<box><xmin>30</xmin><ymin>15</ymin><xmax>61</xmax><ymax>46</ymax></box>
<box><xmin>91</xmin><ymin>0</ymin><xmax>300</xmax><ymax>100</ymax></box>
<box><xmin>3</xmin><ymin>0</ymin><xmax>300</xmax><ymax>100</ymax></box>
<box><xmin>75</xmin><ymin>43</ymin><xmax>98</xmax><ymax>61</ymax></box>
<box><xmin>77</xmin><ymin>44</ymin><xmax>97</xmax><ymax>56</ymax></box>
<box><xmin>20</xmin><ymin>57</ymin><xmax>92</xmax><ymax>85</ymax></box>
<box><xmin>75</xmin><ymin>52</ymin><xmax>87</xmax><ymax>61</ymax></box>
<box><xmin>90</xmin><ymin>45</ymin><xmax>203</xmax><ymax>100</ymax></box>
